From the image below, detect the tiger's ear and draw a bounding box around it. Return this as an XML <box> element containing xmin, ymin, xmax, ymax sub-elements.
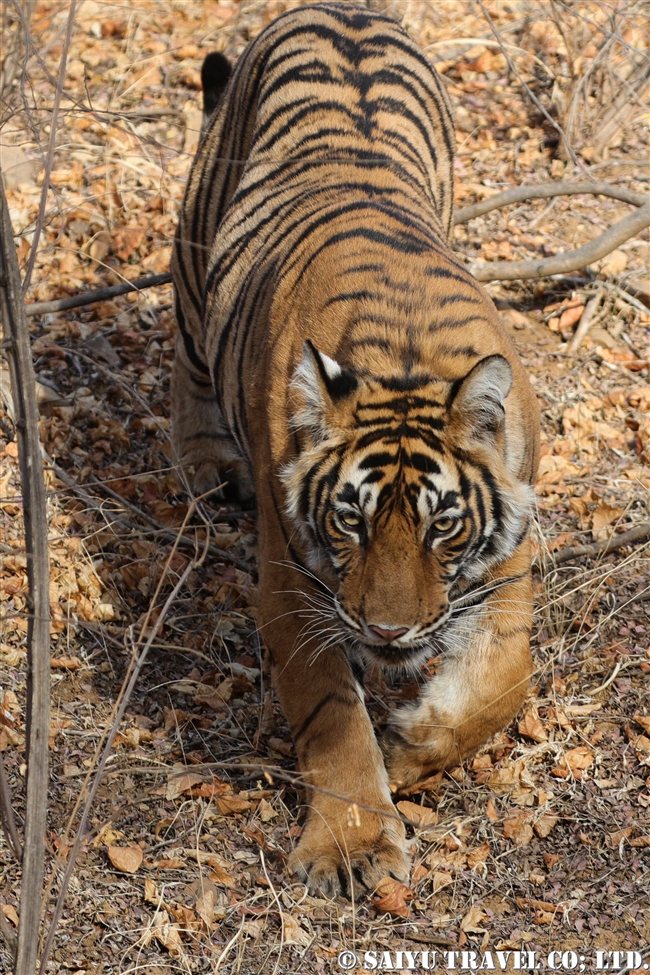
<box><xmin>450</xmin><ymin>354</ymin><xmax>512</xmax><ymax>441</ymax></box>
<box><xmin>291</xmin><ymin>341</ymin><xmax>359</xmax><ymax>437</ymax></box>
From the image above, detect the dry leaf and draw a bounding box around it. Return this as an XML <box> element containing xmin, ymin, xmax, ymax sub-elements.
<box><xmin>166</xmin><ymin>771</ymin><xmax>205</xmax><ymax>801</ymax></box>
<box><xmin>144</xmin><ymin>878</ymin><xmax>159</xmax><ymax>905</ymax></box>
<box><xmin>372</xmin><ymin>876</ymin><xmax>415</xmax><ymax>917</ymax></box>
<box><xmin>258</xmin><ymin>798</ymin><xmax>278</xmax><ymax>822</ymax></box>
<box><xmin>107</xmin><ymin>845</ymin><xmax>143</xmax><ymax>874</ymax></box>
<box><xmin>466</xmin><ymin>841</ymin><xmax>490</xmax><ymax>871</ymax></box>
<box><xmin>1</xmin><ymin>903</ymin><xmax>19</xmax><ymax>926</ymax></box>
<box><xmin>50</xmin><ymin>656</ymin><xmax>82</xmax><ymax>669</ymax></box>
<box><xmin>503</xmin><ymin>811</ymin><xmax>534</xmax><ymax>847</ymax></box>
<box><xmin>461</xmin><ymin>905</ymin><xmax>487</xmax><ymax>933</ymax></box>
<box><xmin>283</xmin><ymin>913</ymin><xmax>312</xmax><ymax>947</ymax></box>
<box><xmin>216</xmin><ymin>794</ymin><xmax>253</xmax><ymax>815</ymax></box>
<box><xmin>552</xmin><ymin>746</ymin><xmax>594</xmax><ymax>780</ymax></box>
<box><xmin>518</xmin><ymin>708</ymin><xmax>548</xmax><ymax>743</ymax></box>
<box><xmin>396</xmin><ymin>800</ymin><xmax>438</xmax><ymax>827</ymax></box>
<box><xmin>151</xmin><ymin>909</ymin><xmax>183</xmax><ymax>957</ymax></box>
<box><xmin>486</xmin><ymin>798</ymin><xmax>499</xmax><ymax>822</ymax></box>
<box><xmin>634</xmin><ymin>714</ymin><xmax>650</xmax><ymax>735</ymax></box>
<box><xmin>591</xmin><ymin>502</ymin><xmax>624</xmax><ymax>540</ymax></box>
<box><xmin>208</xmin><ymin>861</ymin><xmax>239</xmax><ymax>889</ymax></box>
<box><xmin>195</xmin><ymin>888</ymin><xmax>215</xmax><ymax>930</ymax></box>
<box><xmin>534</xmin><ymin>813</ymin><xmax>558</xmax><ymax>838</ymax></box>
<box><xmin>433</xmin><ymin>871</ymin><xmax>453</xmax><ymax>893</ymax></box>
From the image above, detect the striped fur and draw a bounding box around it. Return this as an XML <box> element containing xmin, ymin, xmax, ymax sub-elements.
<box><xmin>171</xmin><ymin>1</ymin><xmax>539</xmax><ymax>896</ymax></box>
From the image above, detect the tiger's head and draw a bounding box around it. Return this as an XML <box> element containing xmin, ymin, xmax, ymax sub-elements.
<box><xmin>281</xmin><ymin>342</ymin><xmax>533</xmax><ymax>668</ymax></box>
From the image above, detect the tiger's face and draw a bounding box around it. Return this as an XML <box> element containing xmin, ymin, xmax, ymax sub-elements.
<box><xmin>282</xmin><ymin>342</ymin><xmax>533</xmax><ymax>668</ymax></box>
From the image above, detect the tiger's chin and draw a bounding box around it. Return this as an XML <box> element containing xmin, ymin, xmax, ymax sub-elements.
<box><xmin>351</xmin><ymin>637</ymin><xmax>433</xmax><ymax>672</ymax></box>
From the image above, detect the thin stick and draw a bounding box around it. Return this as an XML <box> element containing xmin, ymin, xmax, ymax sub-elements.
<box><xmin>25</xmin><ymin>271</ymin><xmax>172</xmax><ymax>318</ymax></box>
<box><xmin>568</xmin><ymin>289</ymin><xmax>605</xmax><ymax>353</ymax></box>
<box><xmin>470</xmin><ymin>202</ymin><xmax>650</xmax><ymax>282</ymax></box>
<box><xmin>551</xmin><ymin>522</ymin><xmax>650</xmax><ymax>565</ymax></box>
<box><xmin>453</xmin><ymin>181</ymin><xmax>646</xmax><ymax>225</ymax></box>
<box><xmin>22</xmin><ymin>0</ymin><xmax>76</xmax><ymax>294</ymax></box>
<box><xmin>0</xmin><ymin>752</ymin><xmax>23</xmax><ymax>861</ymax></box>
<box><xmin>0</xmin><ymin>175</ymin><xmax>51</xmax><ymax>975</ymax></box>
<box><xmin>38</xmin><ymin>518</ymin><xmax>202</xmax><ymax>974</ymax></box>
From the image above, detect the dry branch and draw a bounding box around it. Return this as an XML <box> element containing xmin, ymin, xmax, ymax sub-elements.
<box><xmin>453</xmin><ymin>181</ymin><xmax>647</xmax><ymax>225</ymax></box>
<box><xmin>22</xmin><ymin>0</ymin><xmax>77</xmax><ymax>294</ymax></box>
<box><xmin>470</xmin><ymin>201</ymin><xmax>650</xmax><ymax>283</ymax></box>
<box><xmin>0</xmin><ymin>173</ymin><xmax>50</xmax><ymax>975</ymax></box>
<box><xmin>25</xmin><ymin>271</ymin><xmax>172</xmax><ymax>318</ymax></box>
<box><xmin>568</xmin><ymin>288</ymin><xmax>604</xmax><ymax>353</ymax></box>
<box><xmin>551</xmin><ymin>522</ymin><xmax>650</xmax><ymax>565</ymax></box>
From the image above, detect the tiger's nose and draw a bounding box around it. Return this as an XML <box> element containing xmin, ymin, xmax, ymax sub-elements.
<box><xmin>369</xmin><ymin>624</ymin><xmax>409</xmax><ymax>642</ymax></box>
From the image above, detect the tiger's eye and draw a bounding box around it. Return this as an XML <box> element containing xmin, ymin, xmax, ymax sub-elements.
<box><xmin>432</xmin><ymin>516</ymin><xmax>456</xmax><ymax>533</ymax></box>
<box><xmin>338</xmin><ymin>511</ymin><xmax>362</xmax><ymax>529</ymax></box>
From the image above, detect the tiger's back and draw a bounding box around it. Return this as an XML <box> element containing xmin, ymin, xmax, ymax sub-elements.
<box><xmin>171</xmin><ymin>1</ymin><xmax>539</xmax><ymax>897</ymax></box>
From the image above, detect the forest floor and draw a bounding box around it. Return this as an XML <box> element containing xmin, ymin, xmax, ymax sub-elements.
<box><xmin>0</xmin><ymin>1</ymin><xmax>649</xmax><ymax>972</ymax></box>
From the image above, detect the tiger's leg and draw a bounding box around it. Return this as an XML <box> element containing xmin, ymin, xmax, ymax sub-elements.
<box><xmin>171</xmin><ymin>335</ymin><xmax>254</xmax><ymax>500</ymax></box>
<box><xmin>383</xmin><ymin>539</ymin><xmax>534</xmax><ymax>787</ymax></box>
<box><xmin>259</xmin><ymin>562</ymin><xmax>408</xmax><ymax>896</ymax></box>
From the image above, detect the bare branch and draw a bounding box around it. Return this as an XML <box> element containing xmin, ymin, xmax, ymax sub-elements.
<box><xmin>454</xmin><ymin>180</ymin><xmax>646</xmax><ymax>225</ymax></box>
<box><xmin>0</xmin><ymin>173</ymin><xmax>50</xmax><ymax>975</ymax></box>
<box><xmin>469</xmin><ymin>201</ymin><xmax>650</xmax><ymax>282</ymax></box>
<box><xmin>0</xmin><ymin>753</ymin><xmax>23</xmax><ymax>861</ymax></box>
<box><xmin>22</xmin><ymin>0</ymin><xmax>77</xmax><ymax>294</ymax></box>
<box><xmin>25</xmin><ymin>271</ymin><xmax>172</xmax><ymax>318</ymax></box>
<box><xmin>568</xmin><ymin>288</ymin><xmax>605</xmax><ymax>353</ymax></box>
<box><xmin>550</xmin><ymin>522</ymin><xmax>650</xmax><ymax>565</ymax></box>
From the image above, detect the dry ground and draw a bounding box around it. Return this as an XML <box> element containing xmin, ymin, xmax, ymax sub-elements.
<box><xmin>0</xmin><ymin>1</ymin><xmax>649</xmax><ymax>972</ymax></box>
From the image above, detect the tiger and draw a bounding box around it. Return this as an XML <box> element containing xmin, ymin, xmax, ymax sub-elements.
<box><xmin>170</xmin><ymin>1</ymin><xmax>540</xmax><ymax>897</ymax></box>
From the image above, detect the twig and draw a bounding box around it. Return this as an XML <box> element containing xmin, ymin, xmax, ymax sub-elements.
<box><xmin>24</xmin><ymin>271</ymin><xmax>172</xmax><ymax>318</ymax></box>
<box><xmin>38</xmin><ymin>512</ymin><xmax>203</xmax><ymax>974</ymax></box>
<box><xmin>453</xmin><ymin>180</ymin><xmax>646</xmax><ymax>225</ymax></box>
<box><xmin>584</xmin><ymin>659</ymin><xmax>625</xmax><ymax>696</ymax></box>
<box><xmin>0</xmin><ymin>753</ymin><xmax>23</xmax><ymax>861</ymax></box>
<box><xmin>22</xmin><ymin>0</ymin><xmax>76</xmax><ymax>294</ymax></box>
<box><xmin>476</xmin><ymin>0</ymin><xmax>582</xmax><ymax>169</ymax></box>
<box><xmin>0</xmin><ymin>173</ymin><xmax>51</xmax><ymax>975</ymax></box>
<box><xmin>470</xmin><ymin>201</ymin><xmax>650</xmax><ymax>282</ymax></box>
<box><xmin>568</xmin><ymin>288</ymin><xmax>605</xmax><ymax>353</ymax></box>
<box><xmin>0</xmin><ymin>906</ymin><xmax>17</xmax><ymax>955</ymax></box>
<box><xmin>551</xmin><ymin>522</ymin><xmax>650</xmax><ymax>565</ymax></box>
<box><xmin>47</xmin><ymin>457</ymin><xmax>253</xmax><ymax>574</ymax></box>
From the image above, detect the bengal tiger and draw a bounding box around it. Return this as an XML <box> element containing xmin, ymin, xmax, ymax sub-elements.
<box><xmin>170</xmin><ymin>1</ymin><xmax>539</xmax><ymax>896</ymax></box>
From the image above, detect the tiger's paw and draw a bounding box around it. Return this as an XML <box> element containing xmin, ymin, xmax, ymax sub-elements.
<box><xmin>382</xmin><ymin>726</ymin><xmax>456</xmax><ymax>789</ymax></box>
<box><xmin>288</xmin><ymin>811</ymin><xmax>409</xmax><ymax>898</ymax></box>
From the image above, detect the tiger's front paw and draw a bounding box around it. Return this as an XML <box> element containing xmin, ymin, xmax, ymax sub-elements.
<box><xmin>288</xmin><ymin>806</ymin><xmax>409</xmax><ymax>898</ymax></box>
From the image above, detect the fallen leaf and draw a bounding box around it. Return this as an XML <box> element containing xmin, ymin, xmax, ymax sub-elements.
<box><xmin>552</xmin><ymin>746</ymin><xmax>594</xmax><ymax>780</ymax></box>
<box><xmin>196</xmin><ymin>888</ymin><xmax>215</xmax><ymax>930</ymax></box>
<box><xmin>50</xmin><ymin>656</ymin><xmax>82</xmax><ymax>669</ymax></box>
<box><xmin>107</xmin><ymin>845</ymin><xmax>143</xmax><ymax>874</ymax></box>
<box><xmin>534</xmin><ymin>812</ymin><xmax>558</xmax><ymax>838</ymax></box>
<box><xmin>592</xmin><ymin>502</ymin><xmax>624</xmax><ymax>540</ymax></box>
<box><xmin>461</xmin><ymin>905</ymin><xmax>487</xmax><ymax>933</ymax></box>
<box><xmin>166</xmin><ymin>771</ymin><xmax>205</xmax><ymax>801</ymax></box>
<box><xmin>518</xmin><ymin>708</ymin><xmax>548</xmax><ymax>743</ymax></box>
<box><xmin>433</xmin><ymin>871</ymin><xmax>453</xmax><ymax>893</ymax></box>
<box><xmin>216</xmin><ymin>795</ymin><xmax>253</xmax><ymax>816</ymax></box>
<box><xmin>283</xmin><ymin>913</ymin><xmax>312</xmax><ymax>946</ymax></box>
<box><xmin>372</xmin><ymin>876</ymin><xmax>415</xmax><ymax>917</ymax></box>
<box><xmin>466</xmin><ymin>841</ymin><xmax>490</xmax><ymax>871</ymax></box>
<box><xmin>258</xmin><ymin>798</ymin><xmax>278</xmax><ymax>822</ymax></box>
<box><xmin>1</xmin><ymin>903</ymin><xmax>19</xmax><ymax>926</ymax></box>
<box><xmin>396</xmin><ymin>800</ymin><xmax>438</xmax><ymax>827</ymax></box>
<box><xmin>144</xmin><ymin>878</ymin><xmax>159</xmax><ymax>905</ymax></box>
<box><xmin>151</xmin><ymin>909</ymin><xmax>183</xmax><ymax>957</ymax></box>
<box><xmin>634</xmin><ymin>714</ymin><xmax>650</xmax><ymax>735</ymax></box>
<box><xmin>503</xmin><ymin>811</ymin><xmax>534</xmax><ymax>847</ymax></box>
